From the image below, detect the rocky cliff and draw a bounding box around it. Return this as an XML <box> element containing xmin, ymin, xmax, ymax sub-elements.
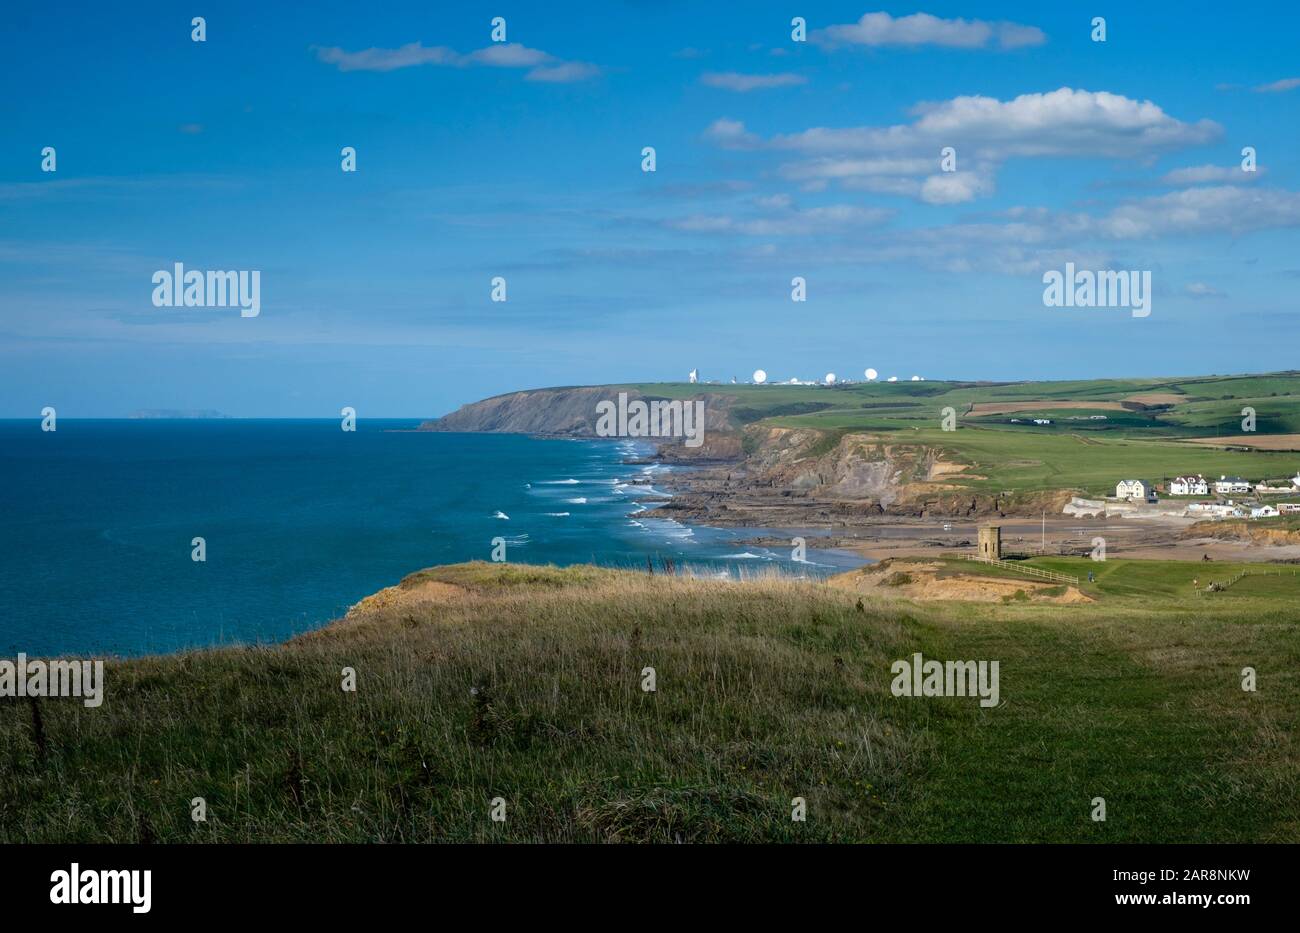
<box><xmin>421</xmin><ymin>385</ymin><xmax>1069</xmax><ymax>518</ymax></box>
<box><xmin>1182</xmin><ymin>520</ymin><xmax>1300</xmax><ymax>546</ymax></box>
<box><xmin>722</xmin><ymin>425</ymin><xmax>1067</xmax><ymax>517</ymax></box>
<box><xmin>421</xmin><ymin>386</ymin><xmax>741</xmax><ymax>460</ymax></box>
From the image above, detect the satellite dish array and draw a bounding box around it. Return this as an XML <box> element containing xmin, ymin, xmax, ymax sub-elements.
<box><xmin>743</xmin><ymin>366</ymin><xmax>923</xmax><ymax>385</ymax></box>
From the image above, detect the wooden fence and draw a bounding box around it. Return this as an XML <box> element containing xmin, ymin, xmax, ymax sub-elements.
<box><xmin>962</xmin><ymin>555</ymin><xmax>1080</xmax><ymax>586</ymax></box>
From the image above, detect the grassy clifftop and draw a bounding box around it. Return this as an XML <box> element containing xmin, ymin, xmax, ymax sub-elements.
<box><xmin>427</xmin><ymin>373</ymin><xmax>1300</xmax><ymax>499</ymax></box>
<box><xmin>3</xmin><ymin>561</ymin><xmax>1297</xmax><ymax>843</ymax></box>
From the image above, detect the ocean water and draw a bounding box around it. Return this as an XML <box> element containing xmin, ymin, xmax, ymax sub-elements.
<box><xmin>0</xmin><ymin>420</ymin><xmax>865</xmax><ymax>657</ymax></box>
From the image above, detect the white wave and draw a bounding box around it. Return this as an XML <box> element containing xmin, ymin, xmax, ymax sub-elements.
<box><xmin>492</xmin><ymin>511</ymin><xmax>510</xmax><ymax>520</ymax></box>
<box><xmin>540</xmin><ymin>479</ymin><xmax>580</xmax><ymax>484</ymax></box>
<box><xmin>566</xmin><ymin>497</ymin><xmax>587</xmax><ymax>504</ymax></box>
<box><xmin>544</xmin><ymin>512</ymin><xmax>570</xmax><ymax>517</ymax></box>
<box><xmin>642</xmin><ymin>518</ymin><xmax>694</xmax><ymax>540</ymax></box>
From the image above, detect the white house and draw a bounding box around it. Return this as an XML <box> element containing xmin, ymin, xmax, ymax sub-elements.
<box><xmin>1280</xmin><ymin>503</ymin><xmax>1300</xmax><ymax>514</ymax></box>
<box><xmin>1215</xmin><ymin>475</ymin><xmax>1252</xmax><ymax>495</ymax></box>
<box><xmin>1251</xmin><ymin>505</ymin><xmax>1280</xmax><ymax>519</ymax></box>
<box><xmin>1115</xmin><ymin>479</ymin><xmax>1154</xmax><ymax>501</ymax></box>
<box><xmin>1032</xmin><ymin>418</ymin><xmax>1052</xmax><ymax>425</ymax></box>
<box><xmin>1170</xmin><ymin>474</ymin><xmax>1209</xmax><ymax>496</ymax></box>
<box><xmin>1292</xmin><ymin>472</ymin><xmax>1300</xmax><ymax>488</ymax></box>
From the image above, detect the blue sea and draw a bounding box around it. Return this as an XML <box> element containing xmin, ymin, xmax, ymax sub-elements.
<box><xmin>0</xmin><ymin>420</ymin><xmax>865</xmax><ymax>657</ymax></box>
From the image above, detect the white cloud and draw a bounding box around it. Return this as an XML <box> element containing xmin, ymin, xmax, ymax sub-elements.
<box><xmin>840</xmin><ymin>175</ymin><xmax>925</xmax><ymax>196</ymax></box>
<box><xmin>959</xmin><ymin>186</ymin><xmax>1300</xmax><ymax>242</ymax></box>
<box><xmin>703</xmin><ymin>118</ymin><xmax>762</xmax><ymax>149</ymax></box>
<box><xmin>919</xmin><ymin>171</ymin><xmax>992</xmax><ymax>204</ymax></box>
<box><xmin>761</xmin><ymin>88</ymin><xmax>1219</xmax><ymax>159</ymax></box>
<box><xmin>1185</xmin><ymin>282</ymin><xmax>1223</xmax><ymax>297</ymax></box>
<box><xmin>777</xmin><ymin>154</ymin><xmax>993</xmax><ymax>203</ymax></box>
<box><xmin>527</xmin><ymin>62</ymin><xmax>601</xmax><ymax>83</ymax></box>
<box><xmin>314</xmin><ymin>42</ymin><xmax>457</xmax><ymax>72</ymax></box>
<box><xmin>1254</xmin><ymin>77</ymin><xmax>1300</xmax><ymax>93</ymax></box>
<box><xmin>814</xmin><ymin>12</ymin><xmax>1046</xmax><ymax>50</ymax></box>
<box><xmin>711</xmin><ymin>88</ymin><xmax>1220</xmax><ymax>204</ymax></box>
<box><xmin>313</xmin><ymin>42</ymin><xmax>600</xmax><ymax>82</ymax></box>
<box><xmin>746</xmin><ymin>184</ymin><xmax>1300</xmax><ymax>275</ymax></box>
<box><xmin>665</xmin><ymin>203</ymin><xmax>892</xmax><ymax>236</ymax></box>
<box><xmin>701</xmin><ymin>72</ymin><xmax>808</xmax><ymax>92</ymax></box>
<box><xmin>753</xmin><ymin>193</ymin><xmax>794</xmax><ymax>210</ymax></box>
<box><xmin>1093</xmin><ymin>186</ymin><xmax>1300</xmax><ymax>238</ymax></box>
<box><xmin>462</xmin><ymin>44</ymin><xmax>553</xmax><ymax>68</ymax></box>
<box><xmin>1160</xmin><ymin>164</ymin><xmax>1261</xmax><ymax>186</ymax></box>
<box><xmin>780</xmin><ymin>156</ymin><xmax>934</xmax><ymax>181</ymax></box>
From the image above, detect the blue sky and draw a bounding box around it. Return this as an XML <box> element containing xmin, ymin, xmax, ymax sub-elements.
<box><xmin>2</xmin><ymin>1</ymin><xmax>1298</xmax><ymax>416</ymax></box>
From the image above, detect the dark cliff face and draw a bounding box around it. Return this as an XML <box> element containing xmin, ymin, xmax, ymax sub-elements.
<box><xmin>419</xmin><ymin>385</ymin><xmax>741</xmax><ymax>459</ymax></box>
<box><xmin>421</xmin><ymin>387</ymin><xmax>641</xmax><ymax>436</ymax></box>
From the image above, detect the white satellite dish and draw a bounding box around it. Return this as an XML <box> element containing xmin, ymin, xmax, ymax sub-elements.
<box><xmin>824</xmin><ymin>372</ymin><xmax>836</xmax><ymax>385</ymax></box>
<box><xmin>911</xmin><ymin>375</ymin><xmax>922</xmax><ymax>381</ymax></box>
<box><xmin>865</xmin><ymin>368</ymin><xmax>878</xmax><ymax>381</ymax></box>
<box><xmin>887</xmin><ymin>376</ymin><xmax>898</xmax><ymax>383</ymax></box>
<box><xmin>752</xmin><ymin>369</ymin><xmax>767</xmax><ymax>384</ymax></box>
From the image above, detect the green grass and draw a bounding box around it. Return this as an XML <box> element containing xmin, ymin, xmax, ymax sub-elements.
<box><xmin>894</xmin><ymin>427</ymin><xmax>1287</xmax><ymax>496</ymax></box>
<box><xmin>3</xmin><ymin>560</ymin><xmax>1297</xmax><ymax>843</ymax></box>
<box><xmin>851</xmin><ymin>556</ymin><xmax>1300</xmax><ymax>841</ymax></box>
<box><xmin>613</xmin><ymin>372</ymin><xmax>1300</xmax><ymax>496</ymax></box>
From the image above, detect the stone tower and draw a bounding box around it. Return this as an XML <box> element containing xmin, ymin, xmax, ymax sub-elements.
<box><xmin>978</xmin><ymin>524</ymin><xmax>1002</xmax><ymax>560</ymax></box>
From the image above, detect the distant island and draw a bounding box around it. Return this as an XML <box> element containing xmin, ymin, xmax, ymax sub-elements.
<box><xmin>128</xmin><ymin>409</ymin><xmax>231</xmax><ymax>419</ymax></box>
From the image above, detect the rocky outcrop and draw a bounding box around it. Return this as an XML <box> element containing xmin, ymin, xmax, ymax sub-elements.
<box><xmin>733</xmin><ymin>426</ymin><xmax>1022</xmax><ymax>515</ymax></box>
<box><xmin>421</xmin><ymin>386</ymin><xmax>741</xmax><ymax>460</ymax></box>
<box><xmin>422</xmin><ymin>385</ymin><xmax>1078</xmax><ymax>519</ymax></box>
<box><xmin>423</xmin><ymin>386</ymin><xmax>631</xmax><ymax>436</ymax></box>
<box><xmin>1181</xmin><ymin>520</ymin><xmax>1300</xmax><ymax>546</ymax></box>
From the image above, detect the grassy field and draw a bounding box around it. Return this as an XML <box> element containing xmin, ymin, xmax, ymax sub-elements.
<box><xmin>3</xmin><ymin>559</ymin><xmax>1297</xmax><ymax>843</ymax></box>
<box><xmin>624</xmin><ymin>372</ymin><xmax>1300</xmax><ymax>496</ymax></box>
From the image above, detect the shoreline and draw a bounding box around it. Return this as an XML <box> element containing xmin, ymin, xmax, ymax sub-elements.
<box><xmin>633</xmin><ymin>444</ymin><xmax>1300</xmax><ymax>566</ymax></box>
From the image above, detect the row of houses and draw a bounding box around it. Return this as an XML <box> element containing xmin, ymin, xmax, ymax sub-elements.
<box><xmin>1119</xmin><ymin>473</ymin><xmax>1300</xmax><ymax>500</ymax></box>
<box><xmin>1169</xmin><ymin>474</ymin><xmax>1253</xmax><ymax>496</ymax></box>
<box><xmin>1187</xmin><ymin>502</ymin><xmax>1295</xmax><ymax>519</ymax></box>
<box><xmin>1114</xmin><ymin>472</ymin><xmax>1300</xmax><ymax>519</ymax></box>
